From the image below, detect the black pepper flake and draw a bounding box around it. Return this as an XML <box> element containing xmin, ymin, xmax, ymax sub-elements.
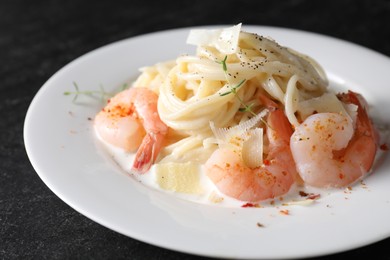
<box><xmin>256</xmin><ymin>222</ymin><xmax>265</xmax><ymax>228</ymax></box>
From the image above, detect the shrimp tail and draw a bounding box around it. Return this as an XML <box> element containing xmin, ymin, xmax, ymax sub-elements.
<box><xmin>338</xmin><ymin>91</ymin><xmax>379</xmax><ymax>173</ymax></box>
<box><xmin>260</xmin><ymin>93</ymin><xmax>294</xmax><ymax>147</ymax></box>
<box><xmin>338</xmin><ymin>91</ymin><xmax>379</xmax><ymax>145</ymax></box>
<box><xmin>259</xmin><ymin>93</ymin><xmax>278</xmax><ymax>111</ymax></box>
<box><xmin>132</xmin><ymin>133</ymin><xmax>163</xmax><ymax>174</ymax></box>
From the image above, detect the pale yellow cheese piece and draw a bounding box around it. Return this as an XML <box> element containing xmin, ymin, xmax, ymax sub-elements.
<box><xmin>155</xmin><ymin>162</ymin><xmax>203</xmax><ymax>194</ymax></box>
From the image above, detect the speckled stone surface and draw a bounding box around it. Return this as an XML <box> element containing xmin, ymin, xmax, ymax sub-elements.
<box><xmin>1</xmin><ymin>0</ymin><xmax>390</xmax><ymax>259</ymax></box>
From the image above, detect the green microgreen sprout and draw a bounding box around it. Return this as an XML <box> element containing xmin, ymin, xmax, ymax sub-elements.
<box><xmin>216</xmin><ymin>55</ymin><xmax>228</xmax><ymax>72</ymax></box>
<box><xmin>64</xmin><ymin>82</ymin><xmax>128</xmax><ymax>103</ymax></box>
<box><xmin>238</xmin><ymin>102</ymin><xmax>255</xmax><ymax>113</ymax></box>
<box><xmin>219</xmin><ymin>78</ymin><xmax>246</xmax><ymax>96</ymax></box>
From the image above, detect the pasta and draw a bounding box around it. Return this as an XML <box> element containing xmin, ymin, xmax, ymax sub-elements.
<box><xmin>132</xmin><ymin>24</ymin><xmax>331</xmax><ymax>164</ymax></box>
<box><xmin>95</xmin><ymin>24</ymin><xmax>379</xmax><ymax>203</ymax></box>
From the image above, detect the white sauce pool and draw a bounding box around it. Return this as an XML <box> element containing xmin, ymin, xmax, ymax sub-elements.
<box><xmin>95</xmin><ymin>130</ymin><xmax>335</xmax><ymax>208</ymax></box>
<box><xmin>95</xmin><ymin>118</ymin><xmax>390</xmax><ymax>208</ymax></box>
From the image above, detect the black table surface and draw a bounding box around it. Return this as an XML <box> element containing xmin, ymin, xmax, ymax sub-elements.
<box><xmin>2</xmin><ymin>0</ymin><xmax>390</xmax><ymax>259</ymax></box>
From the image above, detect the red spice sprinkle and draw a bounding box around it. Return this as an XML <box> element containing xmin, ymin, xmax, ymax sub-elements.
<box><xmin>307</xmin><ymin>193</ymin><xmax>321</xmax><ymax>200</ymax></box>
<box><xmin>299</xmin><ymin>190</ymin><xmax>320</xmax><ymax>200</ymax></box>
<box><xmin>242</xmin><ymin>203</ymin><xmax>258</xmax><ymax>208</ymax></box>
<box><xmin>380</xmin><ymin>143</ymin><xmax>389</xmax><ymax>151</ymax></box>
<box><xmin>263</xmin><ymin>159</ymin><xmax>271</xmax><ymax>166</ymax></box>
<box><xmin>279</xmin><ymin>209</ymin><xmax>289</xmax><ymax>215</ymax></box>
<box><xmin>299</xmin><ymin>191</ymin><xmax>308</xmax><ymax>197</ymax></box>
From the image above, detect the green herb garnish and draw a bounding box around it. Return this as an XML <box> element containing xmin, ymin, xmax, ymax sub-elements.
<box><xmin>64</xmin><ymin>82</ymin><xmax>127</xmax><ymax>103</ymax></box>
<box><xmin>216</xmin><ymin>56</ymin><xmax>255</xmax><ymax>116</ymax></box>
<box><xmin>238</xmin><ymin>102</ymin><xmax>255</xmax><ymax>113</ymax></box>
<box><xmin>219</xmin><ymin>78</ymin><xmax>246</xmax><ymax>96</ymax></box>
<box><xmin>216</xmin><ymin>55</ymin><xmax>228</xmax><ymax>72</ymax></box>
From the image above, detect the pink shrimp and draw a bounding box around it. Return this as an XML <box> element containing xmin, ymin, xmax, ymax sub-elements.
<box><xmin>94</xmin><ymin>87</ymin><xmax>168</xmax><ymax>173</ymax></box>
<box><xmin>205</xmin><ymin>97</ymin><xmax>297</xmax><ymax>202</ymax></box>
<box><xmin>290</xmin><ymin>91</ymin><xmax>378</xmax><ymax>188</ymax></box>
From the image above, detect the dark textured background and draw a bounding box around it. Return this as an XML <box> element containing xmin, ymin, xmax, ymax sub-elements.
<box><xmin>1</xmin><ymin>0</ymin><xmax>390</xmax><ymax>259</ymax></box>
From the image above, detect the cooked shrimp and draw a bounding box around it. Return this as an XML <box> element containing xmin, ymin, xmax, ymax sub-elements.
<box><xmin>94</xmin><ymin>87</ymin><xmax>168</xmax><ymax>173</ymax></box>
<box><xmin>290</xmin><ymin>91</ymin><xmax>378</xmax><ymax>188</ymax></box>
<box><xmin>205</xmin><ymin>97</ymin><xmax>297</xmax><ymax>202</ymax></box>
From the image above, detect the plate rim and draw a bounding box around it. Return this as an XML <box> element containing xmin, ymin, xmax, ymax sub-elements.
<box><xmin>24</xmin><ymin>25</ymin><xmax>390</xmax><ymax>259</ymax></box>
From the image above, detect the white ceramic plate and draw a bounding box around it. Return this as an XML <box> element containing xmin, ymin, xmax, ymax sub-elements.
<box><xmin>24</xmin><ymin>25</ymin><xmax>390</xmax><ymax>259</ymax></box>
